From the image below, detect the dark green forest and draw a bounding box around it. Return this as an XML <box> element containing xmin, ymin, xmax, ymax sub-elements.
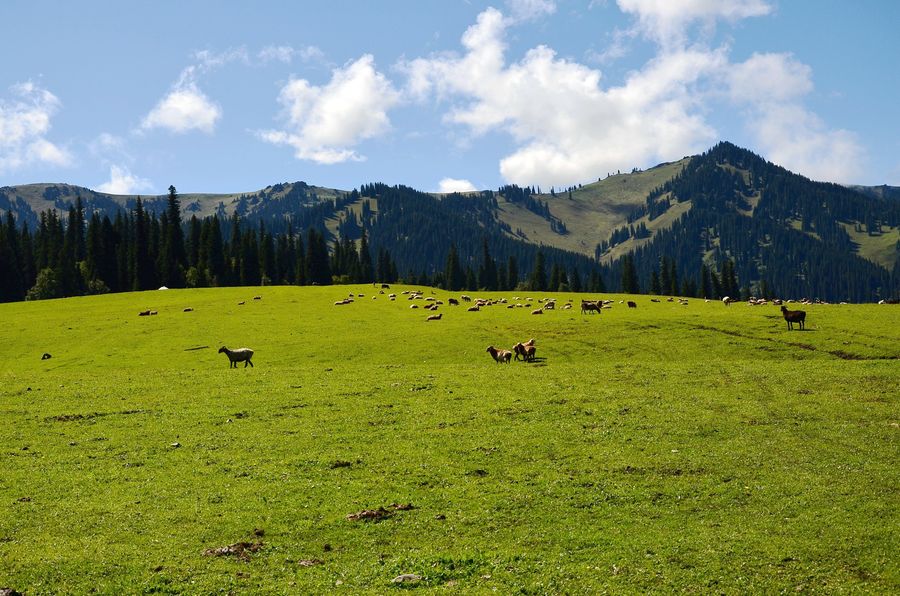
<box><xmin>1</xmin><ymin>143</ymin><xmax>898</xmax><ymax>303</ymax></box>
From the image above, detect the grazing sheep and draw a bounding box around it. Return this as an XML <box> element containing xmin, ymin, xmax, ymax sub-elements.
<box><xmin>467</xmin><ymin>305</ymin><xmax>480</xmax><ymax>312</ymax></box>
<box><xmin>41</xmin><ymin>353</ymin><xmax>52</xmax><ymax>360</ymax></box>
<box><xmin>410</xmin><ymin>304</ymin><xmax>419</xmax><ymax>309</ymax></box>
<box><xmin>780</xmin><ymin>305</ymin><xmax>807</xmax><ymax>330</ymax></box>
<box><xmin>253</xmin><ymin>296</ymin><xmax>262</xmax><ymax>300</ymax></box>
<box><xmin>581</xmin><ymin>300</ymin><xmax>601</xmax><ymax>314</ymax></box>
<box><xmin>650</xmin><ymin>298</ymin><xmax>660</xmax><ymax>303</ymax></box>
<box><xmin>562</xmin><ymin>303</ymin><xmax>572</xmax><ymax>310</ymax></box>
<box><xmin>149</xmin><ymin>311</ymin><xmax>158</xmax><ymax>316</ymax></box>
<box><xmin>238</xmin><ymin>301</ymin><xmax>245</xmax><ymax>305</ymax></box>
<box><xmin>627</xmin><ymin>301</ymin><xmax>637</xmax><ymax>308</ymax></box>
<box><xmin>513</xmin><ymin>342</ymin><xmax>537</xmax><ymax>362</ymax></box>
<box><xmin>722</xmin><ymin>296</ymin><xmax>731</xmax><ymax>306</ymax></box>
<box><xmin>531</xmin><ymin>308</ymin><xmax>544</xmax><ymax>315</ymax></box>
<box><xmin>426</xmin><ymin>313</ymin><xmax>442</xmax><ymax>321</ymax></box>
<box><xmin>461</xmin><ymin>295</ymin><xmax>472</xmax><ymax>302</ymax></box>
<box><xmin>381</xmin><ymin>283</ymin><xmax>390</xmax><ymax>289</ymax></box>
<box><xmin>486</xmin><ymin>346</ymin><xmax>512</xmax><ymax>363</ymax></box>
<box><xmin>183</xmin><ymin>307</ymin><xmax>193</xmax><ymax>312</ymax></box>
<box><xmin>218</xmin><ymin>346</ymin><xmax>254</xmax><ymax>368</ymax></box>
<box><xmin>138</xmin><ymin>310</ymin><xmax>151</xmax><ymax>316</ymax></box>
<box><xmin>448</xmin><ymin>298</ymin><xmax>459</xmax><ymax>306</ymax></box>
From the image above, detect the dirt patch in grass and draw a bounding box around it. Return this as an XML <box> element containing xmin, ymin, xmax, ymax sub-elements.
<box><xmin>203</xmin><ymin>541</ymin><xmax>264</xmax><ymax>562</ymax></box>
<box><xmin>346</xmin><ymin>503</ymin><xmax>415</xmax><ymax>522</ymax></box>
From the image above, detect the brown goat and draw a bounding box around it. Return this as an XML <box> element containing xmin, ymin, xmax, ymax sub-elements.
<box><xmin>780</xmin><ymin>305</ymin><xmax>806</xmax><ymax>330</ymax></box>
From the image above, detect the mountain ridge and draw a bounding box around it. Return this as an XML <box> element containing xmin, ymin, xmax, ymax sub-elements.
<box><xmin>1</xmin><ymin>142</ymin><xmax>898</xmax><ymax>302</ymax></box>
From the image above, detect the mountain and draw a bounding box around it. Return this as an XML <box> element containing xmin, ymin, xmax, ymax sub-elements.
<box><xmin>1</xmin><ymin>142</ymin><xmax>898</xmax><ymax>302</ymax></box>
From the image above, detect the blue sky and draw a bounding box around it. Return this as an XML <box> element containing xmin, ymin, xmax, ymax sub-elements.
<box><xmin>1</xmin><ymin>0</ymin><xmax>898</xmax><ymax>195</ymax></box>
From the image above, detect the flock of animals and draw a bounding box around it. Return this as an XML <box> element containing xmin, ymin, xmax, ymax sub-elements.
<box><xmin>126</xmin><ymin>284</ymin><xmax>826</xmax><ymax>368</ymax></box>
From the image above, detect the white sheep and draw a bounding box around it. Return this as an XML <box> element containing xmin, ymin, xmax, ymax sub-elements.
<box><xmin>218</xmin><ymin>346</ymin><xmax>254</xmax><ymax>368</ymax></box>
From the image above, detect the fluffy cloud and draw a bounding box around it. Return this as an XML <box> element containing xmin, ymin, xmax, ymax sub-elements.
<box><xmin>259</xmin><ymin>54</ymin><xmax>400</xmax><ymax>164</ymax></box>
<box><xmin>403</xmin><ymin>4</ymin><xmax>861</xmax><ymax>186</ymax></box>
<box><xmin>0</xmin><ymin>82</ymin><xmax>71</xmax><ymax>173</ymax></box>
<box><xmin>403</xmin><ymin>8</ymin><xmax>721</xmax><ymax>186</ymax></box>
<box><xmin>95</xmin><ymin>164</ymin><xmax>154</xmax><ymax>195</ymax></box>
<box><xmin>141</xmin><ymin>83</ymin><xmax>222</xmax><ymax>134</ymax></box>
<box><xmin>438</xmin><ymin>178</ymin><xmax>478</xmax><ymax>193</ymax></box>
<box><xmin>617</xmin><ymin>0</ymin><xmax>772</xmax><ymax>48</ymax></box>
<box><xmin>729</xmin><ymin>53</ymin><xmax>864</xmax><ymax>182</ymax></box>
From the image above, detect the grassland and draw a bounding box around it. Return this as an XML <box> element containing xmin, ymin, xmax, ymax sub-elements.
<box><xmin>0</xmin><ymin>286</ymin><xmax>897</xmax><ymax>594</ymax></box>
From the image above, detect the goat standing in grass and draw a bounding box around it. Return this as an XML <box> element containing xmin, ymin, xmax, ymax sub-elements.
<box><xmin>780</xmin><ymin>305</ymin><xmax>806</xmax><ymax>330</ymax></box>
<box><xmin>219</xmin><ymin>346</ymin><xmax>254</xmax><ymax>368</ymax></box>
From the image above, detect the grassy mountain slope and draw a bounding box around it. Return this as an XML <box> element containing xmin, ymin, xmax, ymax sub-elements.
<box><xmin>492</xmin><ymin>159</ymin><xmax>689</xmax><ymax>256</ymax></box>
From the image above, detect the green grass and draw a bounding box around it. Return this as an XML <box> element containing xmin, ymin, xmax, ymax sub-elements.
<box><xmin>1</xmin><ymin>286</ymin><xmax>898</xmax><ymax>594</ymax></box>
<box><xmin>841</xmin><ymin>222</ymin><xmax>900</xmax><ymax>271</ymax></box>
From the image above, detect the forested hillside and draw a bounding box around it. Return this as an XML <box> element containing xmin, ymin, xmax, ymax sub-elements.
<box><xmin>1</xmin><ymin>142</ymin><xmax>898</xmax><ymax>303</ymax></box>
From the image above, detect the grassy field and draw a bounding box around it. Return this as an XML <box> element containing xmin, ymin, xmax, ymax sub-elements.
<box><xmin>0</xmin><ymin>286</ymin><xmax>897</xmax><ymax>594</ymax></box>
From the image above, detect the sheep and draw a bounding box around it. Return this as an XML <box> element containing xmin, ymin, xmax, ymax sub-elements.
<box><xmin>531</xmin><ymin>308</ymin><xmax>544</xmax><ymax>315</ymax></box>
<box><xmin>238</xmin><ymin>301</ymin><xmax>245</xmax><ymax>305</ymax></box>
<box><xmin>780</xmin><ymin>305</ymin><xmax>806</xmax><ymax>330</ymax></box>
<box><xmin>627</xmin><ymin>301</ymin><xmax>637</xmax><ymax>308</ymax></box>
<box><xmin>650</xmin><ymin>298</ymin><xmax>660</xmax><ymax>303</ymax></box>
<box><xmin>41</xmin><ymin>353</ymin><xmax>52</xmax><ymax>360</ymax></box>
<box><xmin>486</xmin><ymin>346</ymin><xmax>512</xmax><ymax>363</ymax></box>
<box><xmin>513</xmin><ymin>342</ymin><xmax>537</xmax><ymax>362</ymax></box>
<box><xmin>218</xmin><ymin>346</ymin><xmax>254</xmax><ymax>368</ymax></box>
<box><xmin>448</xmin><ymin>298</ymin><xmax>459</xmax><ymax>306</ymax></box>
<box><xmin>183</xmin><ymin>307</ymin><xmax>193</xmax><ymax>312</ymax></box>
<box><xmin>426</xmin><ymin>313</ymin><xmax>442</xmax><ymax>321</ymax></box>
<box><xmin>253</xmin><ymin>296</ymin><xmax>262</xmax><ymax>300</ymax></box>
<box><xmin>461</xmin><ymin>295</ymin><xmax>472</xmax><ymax>302</ymax></box>
<box><xmin>138</xmin><ymin>310</ymin><xmax>151</xmax><ymax>316</ymax></box>
<box><xmin>467</xmin><ymin>305</ymin><xmax>480</xmax><ymax>312</ymax></box>
<box><xmin>581</xmin><ymin>300</ymin><xmax>601</xmax><ymax>314</ymax></box>
<box><xmin>410</xmin><ymin>304</ymin><xmax>419</xmax><ymax>309</ymax></box>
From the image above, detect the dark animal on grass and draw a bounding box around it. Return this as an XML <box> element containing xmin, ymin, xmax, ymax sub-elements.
<box><xmin>627</xmin><ymin>301</ymin><xmax>637</xmax><ymax>308</ymax></box>
<box><xmin>426</xmin><ymin>313</ymin><xmax>442</xmax><ymax>321</ymax></box>
<box><xmin>41</xmin><ymin>353</ymin><xmax>52</xmax><ymax>360</ymax></box>
<box><xmin>448</xmin><ymin>298</ymin><xmax>459</xmax><ymax>306</ymax></box>
<box><xmin>581</xmin><ymin>300</ymin><xmax>601</xmax><ymax>314</ymax></box>
<box><xmin>486</xmin><ymin>346</ymin><xmax>512</xmax><ymax>363</ymax></box>
<box><xmin>219</xmin><ymin>346</ymin><xmax>254</xmax><ymax>368</ymax></box>
<box><xmin>780</xmin><ymin>305</ymin><xmax>806</xmax><ymax>331</ymax></box>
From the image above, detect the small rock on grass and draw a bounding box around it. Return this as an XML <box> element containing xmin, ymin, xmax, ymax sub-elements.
<box><xmin>392</xmin><ymin>574</ymin><xmax>422</xmax><ymax>584</ymax></box>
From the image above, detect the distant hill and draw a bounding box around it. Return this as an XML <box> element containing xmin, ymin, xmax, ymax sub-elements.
<box><xmin>1</xmin><ymin>142</ymin><xmax>898</xmax><ymax>301</ymax></box>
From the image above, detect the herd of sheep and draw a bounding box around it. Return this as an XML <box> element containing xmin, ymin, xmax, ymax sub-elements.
<box><xmin>124</xmin><ymin>284</ymin><xmax>841</xmax><ymax>369</ymax></box>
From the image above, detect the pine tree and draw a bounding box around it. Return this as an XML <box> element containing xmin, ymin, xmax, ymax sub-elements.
<box><xmin>529</xmin><ymin>250</ymin><xmax>547</xmax><ymax>291</ymax></box>
<box><xmin>358</xmin><ymin>229</ymin><xmax>374</xmax><ymax>283</ymax></box>
<box><xmin>477</xmin><ymin>238</ymin><xmax>498</xmax><ymax>290</ymax></box>
<box><xmin>569</xmin><ymin>266</ymin><xmax>582</xmax><ymax>292</ymax></box>
<box><xmin>650</xmin><ymin>269</ymin><xmax>661</xmax><ymax>295</ymax></box>
<box><xmin>507</xmin><ymin>255</ymin><xmax>519</xmax><ymax>290</ymax></box>
<box><xmin>160</xmin><ymin>185</ymin><xmax>186</xmax><ymax>287</ymax></box>
<box><xmin>621</xmin><ymin>254</ymin><xmax>640</xmax><ymax>294</ymax></box>
<box><xmin>444</xmin><ymin>244</ymin><xmax>464</xmax><ymax>291</ymax></box>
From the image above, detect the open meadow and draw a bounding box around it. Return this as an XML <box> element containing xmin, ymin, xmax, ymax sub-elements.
<box><xmin>0</xmin><ymin>286</ymin><xmax>897</xmax><ymax>594</ymax></box>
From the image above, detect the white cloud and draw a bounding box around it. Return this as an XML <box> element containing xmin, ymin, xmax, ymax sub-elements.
<box><xmin>258</xmin><ymin>45</ymin><xmax>325</xmax><ymax>64</ymax></box>
<box><xmin>402</xmin><ymin>4</ymin><xmax>862</xmax><ymax>186</ymax></box>
<box><xmin>141</xmin><ymin>83</ymin><xmax>222</xmax><ymax>134</ymax></box>
<box><xmin>506</xmin><ymin>0</ymin><xmax>556</xmax><ymax>22</ymax></box>
<box><xmin>617</xmin><ymin>0</ymin><xmax>772</xmax><ymax>49</ymax></box>
<box><xmin>0</xmin><ymin>82</ymin><xmax>71</xmax><ymax>173</ymax></box>
<box><xmin>259</xmin><ymin>54</ymin><xmax>400</xmax><ymax>164</ymax></box>
<box><xmin>438</xmin><ymin>178</ymin><xmax>478</xmax><ymax>193</ymax></box>
<box><xmin>729</xmin><ymin>52</ymin><xmax>864</xmax><ymax>183</ymax></box>
<box><xmin>402</xmin><ymin>8</ymin><xmax>722</xmax><ymax>187</ymax></box>
<box><xmin>95</xmin><ymin>165</ymin><xmax>154</xmax><ymax>195</ymax></box>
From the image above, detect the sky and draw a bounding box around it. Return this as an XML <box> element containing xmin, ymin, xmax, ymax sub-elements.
<box><xmin>1</xmin><ymin>0</ymin><xmax>898</xmax><ymax>196</ymax></box>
